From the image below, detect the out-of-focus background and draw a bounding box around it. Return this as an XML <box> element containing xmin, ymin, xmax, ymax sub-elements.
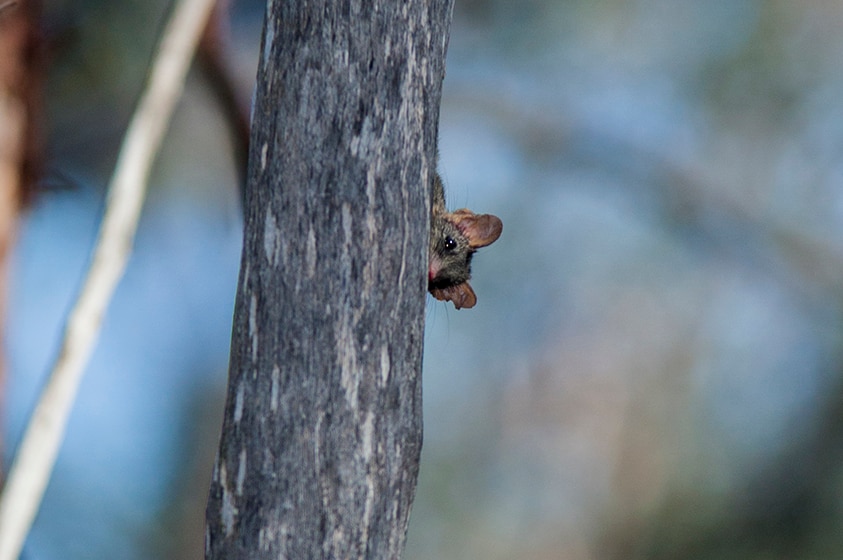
<box><xmin>5</xmin><ymin>1</ymin><xmax>843</xmax><ymax>558</ymax></box>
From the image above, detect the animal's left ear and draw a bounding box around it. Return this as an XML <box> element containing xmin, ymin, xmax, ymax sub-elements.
<box><xmin>430</xmin><ymin>282</ymin><xmax>477</xmax><ymax>309</ymax></box>
<box><xmin>451</xmin><ymin>209</ymin><xmax>503</xmax><ymax>249</ymax></box>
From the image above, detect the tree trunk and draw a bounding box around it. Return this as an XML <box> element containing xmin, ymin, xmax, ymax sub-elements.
<box><xmin>205</xmin><ymin>1</ymin><xmax>453</xmax><ymax>558</ymax></box>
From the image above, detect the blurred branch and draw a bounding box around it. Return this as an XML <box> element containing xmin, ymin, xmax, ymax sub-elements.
<box><xmin>197</xmin><ymin>0</ymin><xmax>251</xmax><ymax>200</ymax></box>
<box><xmin>0</xmin><ymin>0</ymin><xmax>216</xmax><ymax>557</ymax></box>
<box><xmin>0</xmin><ymin>0</ymin><xmax>43</xmax><ymax>407</ymax></box>
<box><xmin>444</xmin><ymin>85</ymin><xmax>843</xmax><ymax>304</ymax></box>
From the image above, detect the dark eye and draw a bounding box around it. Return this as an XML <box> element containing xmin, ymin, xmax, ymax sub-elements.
<box><xmin>443</xmin><ymin>236</ymin><xmax>457</xmax><ymax>251</ymax></box>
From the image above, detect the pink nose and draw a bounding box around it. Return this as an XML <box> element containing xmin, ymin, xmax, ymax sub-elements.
<box><xmin>428</xmin><ymin>259</ymin><xmax>439</xmax><ymax>282</ymax></box>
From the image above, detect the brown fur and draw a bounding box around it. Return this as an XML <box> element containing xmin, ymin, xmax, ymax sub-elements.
<box><xmin>428</xmin><ymin>173</ymin><xmax>502</xmax><ymax>309</ymax></box>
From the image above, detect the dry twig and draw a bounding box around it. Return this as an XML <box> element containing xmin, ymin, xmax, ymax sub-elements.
<box><xmin>0</xmin><ymin>0</ymin><xmax>217</xmax><ymax>557</ymax></box>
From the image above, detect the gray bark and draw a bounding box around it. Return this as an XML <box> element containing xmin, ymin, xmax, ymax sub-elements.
<box><xmin>205</xmin><ymin>1</ymin><xmax>453</xmax><ymax>558</ymax></box>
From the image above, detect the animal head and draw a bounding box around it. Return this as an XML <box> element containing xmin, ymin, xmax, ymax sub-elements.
<box><xmin>429</xmin><ymin>208</ymin><xmax>502</xmax><ymax>309</ymax></box>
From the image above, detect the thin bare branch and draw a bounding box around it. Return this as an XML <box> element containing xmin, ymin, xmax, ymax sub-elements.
<box><xmin>0</xmin><ymin>0</ymin><xmax>217</xmax><ymax>557</ymax></box>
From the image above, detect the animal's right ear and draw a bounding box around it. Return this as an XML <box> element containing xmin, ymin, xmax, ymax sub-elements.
<box><xmin>430</xmin><ymin>282</ymin><xmax>477</xmax><ymax>310</ymax></box>
<box><xmin>451</xmin><ymin>209</ymin><xmax>503</xmax><ymax>249</ymax></box>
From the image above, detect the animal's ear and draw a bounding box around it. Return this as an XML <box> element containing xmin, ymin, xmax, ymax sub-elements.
<box><xmin>430</xmin><ymin>282</ymin><xmax>477</xmax><ymax>310</ymax></box>
<box><xmin>451</xmin><ymin>209</ymin><xmax>503</xmax><ymax>249</ymax></box>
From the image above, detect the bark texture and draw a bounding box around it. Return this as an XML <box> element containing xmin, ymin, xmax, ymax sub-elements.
<box><xmin>205</xmin><ymin>0</ymin><xmax>453</xmax><ymax>558</ymax></box>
